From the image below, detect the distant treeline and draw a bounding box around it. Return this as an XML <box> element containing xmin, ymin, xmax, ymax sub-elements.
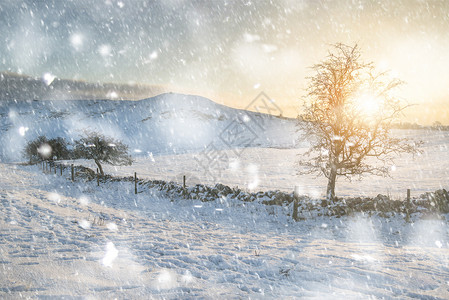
<box><xmin>297</xmin><ymin>114</ymin><xmax>449</xmax><ymax>131</ymax></box>
<box><xmin>391</xmin><ymin>122</ymin><xmax>449</xmax><ymax>131</ymax></box>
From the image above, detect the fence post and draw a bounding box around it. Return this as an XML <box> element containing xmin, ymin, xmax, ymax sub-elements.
<box><xmin>183</xmin><ymin>175</ymin><xmax>186</xmax><ymax>190</ymax></box>
<box><xmin>60</xmin><ymin>164</ymin><xmax>63</xmax><ymax>176</ymax></box>
<box><xmin>71</xmin><ymin>164</ymin><xmax>74</xmax><ymax>182</ymax></box>
<box><xmin>405</xmin><ymin>189</ymin><xmax>411</xmax><ymax>222</ymax></box>
<box><xmin>97</xmin><ymin>168</ymin><xmax>100</xmax><ymax>186</ymax></box>
<box><xmin>134</xmin><ymin>172</ymin><xmax>137</xmax><ymax>194</ymax></box>
<box><xmin>292</xmin><ymin>186</ymin><xmax>300</xmax><ymax>222</ymax></box>
<box><xmin>54</xmin><ymin>163</ymin><xmax>56</xmax><ymax>174</ymax></box>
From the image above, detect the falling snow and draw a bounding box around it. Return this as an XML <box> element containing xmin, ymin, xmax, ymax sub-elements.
<box><xmin>0</xmin><ymin>0</ymin><xmax>448</xmax><ymax>299</ymax></box>
<box><xmin>70</xmin><ymin>33</ymin><xmax>84</xmax><ymax>51</ymax></box>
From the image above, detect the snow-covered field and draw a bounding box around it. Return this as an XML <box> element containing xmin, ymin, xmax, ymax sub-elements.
<box><xmin>1</xmin><ymin>163</ymin><xmax>448</xmax><ymax>299</ymax></box>
<box><xmin>81</xmin><ymin>128</ymin><xmax>449</xmax><ymax>199</ymax></box>
<box><xmin>2</xmin><ymin>93</ymin><xmax>446</xmax><ymax>199</ymax></box>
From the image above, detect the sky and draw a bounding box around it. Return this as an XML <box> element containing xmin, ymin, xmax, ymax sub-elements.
<box><xmin>0</xmin><ymin>0</ymin><xmax>448</xmax><ymax>124</ymax></box>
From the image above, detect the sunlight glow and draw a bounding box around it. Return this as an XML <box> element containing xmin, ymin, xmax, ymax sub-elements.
<box><xmin>353</xmin><ymin>93</ymin><xmax>382</xmax><ymax>121</ymax></box>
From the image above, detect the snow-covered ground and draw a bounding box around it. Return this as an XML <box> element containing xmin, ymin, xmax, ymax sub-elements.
<box><xmin>78</xmin><ymin>128</ymin><xmax>449</xmax><ymax>199</ymax></box>
<box><xmin>1</xmin><ymin>163</ymin><xmax>448</xmax><ymax>299</ymax></box>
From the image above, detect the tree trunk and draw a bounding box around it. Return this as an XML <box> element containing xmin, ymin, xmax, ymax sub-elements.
<box><xmin>326</xmin><ymin>167</ymin><xmax>337</xmax><ymax>202</ymax></box>
<box><xmin>95</xmin><ymin>160</ymin><xmax>104</xmax><ymax>176</ymax></box>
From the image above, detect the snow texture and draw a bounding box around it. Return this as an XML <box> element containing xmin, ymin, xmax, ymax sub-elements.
<box><xmin>0</xmin><ymin>162</ymin><xmax>448</xmax><ymax>299</ymax></box>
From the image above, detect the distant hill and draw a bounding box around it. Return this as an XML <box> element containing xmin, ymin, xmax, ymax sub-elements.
<box><xmin>0</xmin><ymin>93</ymin><xmax>298</xmax><ymax>162</ymax></box>
<box><xmin>0</xmin><ymin>72</ymin><xmax>166</xmax><ymax>101</ymax></box>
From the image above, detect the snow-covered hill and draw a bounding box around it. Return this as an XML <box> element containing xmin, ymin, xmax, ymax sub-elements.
<box><xmin>0</xmin><ymin>93</ymin><xmax>298</xmax><ymax>162</ymax></box>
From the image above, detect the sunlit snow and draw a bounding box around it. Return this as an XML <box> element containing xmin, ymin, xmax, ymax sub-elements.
<box><xmin>79</xmin><ymin>219</ymin><xmax>91</xmax><ymax>229</ymax></box>
<box><xmin>102</xmin><ymin>242</ymin><xmax>118</xmax><ymax>267</ymax></box>
<box><xmin>46</xmin><ymin>192</ymin><xmax>61</xmax><ymax>203</ymax></box>
<box><xmin>106</xmin><ymin>222</ymin><xmax>118</xmax><ymax>231</ymax></box>
<box><xmin>79</xmin><ymin>195</ymin><xmax>90</xmax><ymax>206</ymax></box>
<box><xmin>18</xmin><ymin>126</ymin><xmax>29</xmax><ymax>136</ymax></box>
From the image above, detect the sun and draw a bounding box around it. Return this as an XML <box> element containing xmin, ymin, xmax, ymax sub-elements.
<box><xmin>352</xmin><ymin>92</ymin><xmax>382</xmax><ymax>121</ymax></box>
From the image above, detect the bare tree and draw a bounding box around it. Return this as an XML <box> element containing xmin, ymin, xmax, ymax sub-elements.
<box><xmin>298</xmin><ymin>43</ymin><xmax>421</xmax><ymax>201</ymax></box>
<box><xmin>74</xmin><ymin>131</ymin><xmax>132</xmax><ymax>175</ymax></box>
<box><xmin>23</xmin><ymin>136</ymin><xmax>70</xmax><ymax>163</ymax></box>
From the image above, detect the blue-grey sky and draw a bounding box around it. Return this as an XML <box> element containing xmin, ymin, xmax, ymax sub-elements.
<box><xmin>1</xmin><ymin>0</ymin><xmax>449</xmax><ymax>124</ymax></box>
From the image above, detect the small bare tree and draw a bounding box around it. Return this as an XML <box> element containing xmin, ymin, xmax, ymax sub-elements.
<box><xmin>74</xmin><ymin>131</ymin><xmax>132</xmax><ymax>175</ymax></box>
<box><xmin>298</xmin><ymin>43</ymin><xmax>421</xmax><ymax>201</ymax></box>
<box><xmin>23</xmin><ymin>136</ymin><xmax>70</xmax><ymax>163</ymax></box>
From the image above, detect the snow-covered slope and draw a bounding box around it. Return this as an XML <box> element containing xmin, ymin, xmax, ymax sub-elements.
<box><xmin>0</xmin><ymin>93</ymin><xmax>298</xmax><ymax>162</ymax></box>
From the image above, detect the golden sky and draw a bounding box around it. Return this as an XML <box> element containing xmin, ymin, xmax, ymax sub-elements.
<box><xmin>216</xmin><ymin>1</ymin><xmax>449</xmax><ymax>125</ymax></box>
<box><xmin>1</xmin><ymin>0</ymin><xmax>448</xmax><ymax>124</ymax></box>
